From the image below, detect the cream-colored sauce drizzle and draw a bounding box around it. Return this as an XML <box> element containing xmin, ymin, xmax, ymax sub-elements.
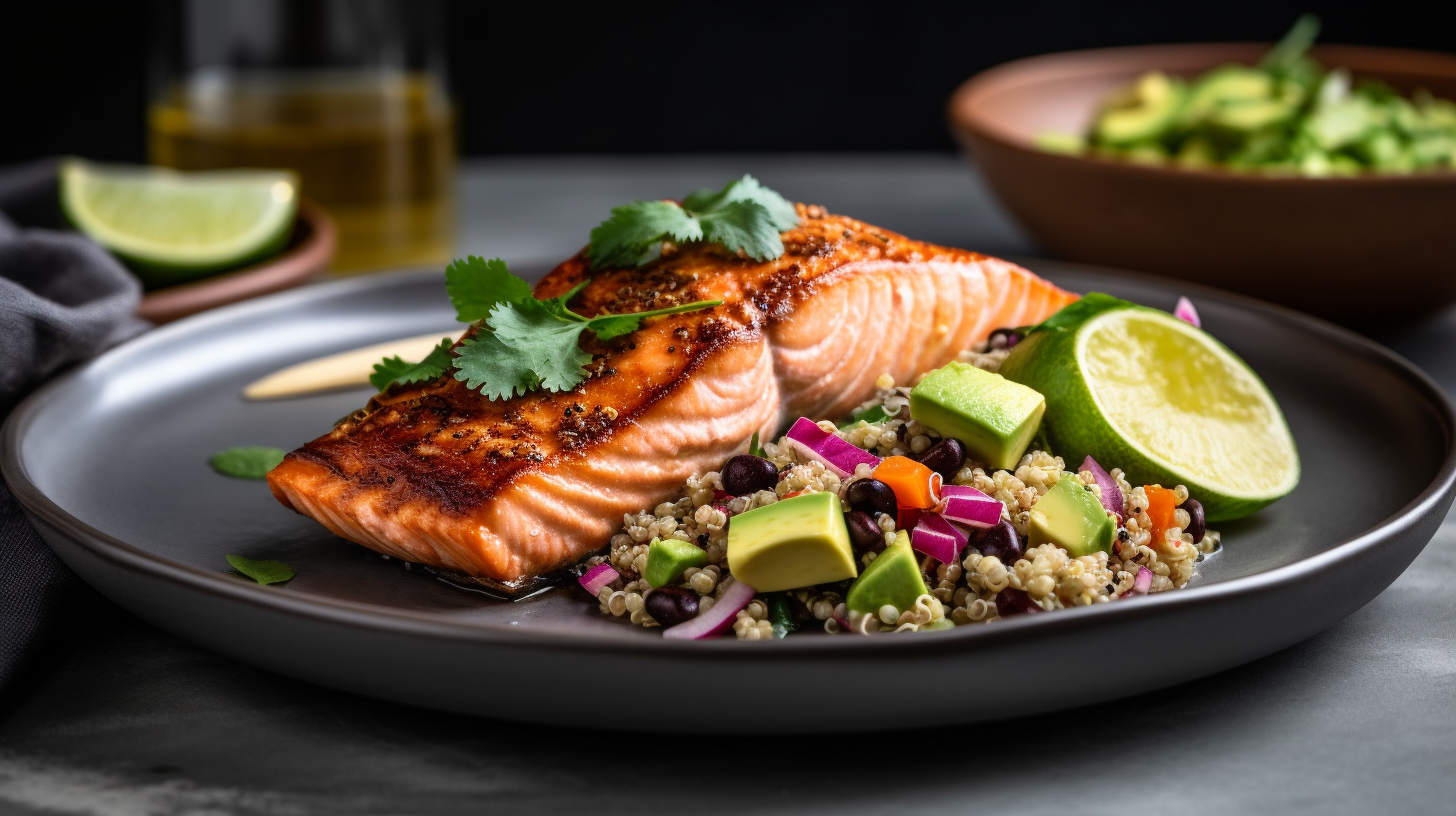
<box><xmin>242</xmin><ymin>330</ymin><xmax>459</xmax><ymax>400</ymax></box>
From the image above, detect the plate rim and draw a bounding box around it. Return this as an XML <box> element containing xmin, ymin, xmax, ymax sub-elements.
<box><xmin>5</xmin><ymin>262</ymin><xmax>1454</xmax><ymax>658</ymax></box>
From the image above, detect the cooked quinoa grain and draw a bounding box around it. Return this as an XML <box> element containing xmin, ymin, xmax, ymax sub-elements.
<box><xmin>581</xmin><ymin>338</ymin><xmax>1216</xmax><ymax>639</ymax></box>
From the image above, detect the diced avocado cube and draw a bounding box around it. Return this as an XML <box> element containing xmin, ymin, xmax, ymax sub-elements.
<box><xmin>846</xmin><ymin>531</ymin><xmax>929</xmax><ymax>617</ymax></box>
<box><xmin>1028</xmin><ymin>477</ymin><xmax>1115</xmax><ymax>557</ymax></box>
<box><xmin>644</xmin><ymin>538</ymin><xmax>710</xmax><ymax>588</ymax></box>
<box><xmin>726</xmin><ymin>492</ymin><xmax>857</xmax><ymax>593</ymax></box>
<box><xmin>1185</xmin><ymin>66</ymin><xmax>1276</xmax><ymax>119</ymax></box>
<box><xmin>909</xmin><ymin>362</ymin><xmax>1045</xmax><ymax>470</ymax></box>
<box><xmin>1094</xmin><ymin>71</ymin><xmax>1186</xmax><ymax>146</ymax></box>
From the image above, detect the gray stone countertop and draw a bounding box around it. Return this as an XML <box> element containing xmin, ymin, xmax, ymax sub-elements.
<box><xmin>1</xmin><ymin>154</ymin><xmax>1453</xmax><ymax>816</ymax></box>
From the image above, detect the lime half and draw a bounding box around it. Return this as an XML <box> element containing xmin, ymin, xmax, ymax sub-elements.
<box><xmin>999</xmin><ymin>298</ymin><xmax>1298</xmax><ymax>521</ymax></box>
<box><xmin>60</xmin><ymin>158</ymin><xmax>298</xmax><ymax>286</ymax></box>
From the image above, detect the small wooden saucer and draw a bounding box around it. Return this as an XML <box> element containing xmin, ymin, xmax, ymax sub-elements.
<box><xmin>136</xmin><ymin>198</ymin><xmax>337</xmax><ymax>324</ymax></box>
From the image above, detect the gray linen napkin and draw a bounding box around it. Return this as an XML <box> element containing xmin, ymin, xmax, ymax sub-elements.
<box><xmin>0</xmin><ymin>157</ymin><xmax>148</xmax><ymax>694</ymax></box>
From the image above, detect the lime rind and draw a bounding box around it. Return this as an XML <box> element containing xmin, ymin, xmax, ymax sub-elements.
<box><xmin>999</xmin><ymin>302</ymin><xmax>1299</xmax><ymax>521</ymax></box>
<box><xmin>59</xmin><ymin>158</ymin><xmax>299</xmax><ymax>282</ymax></box>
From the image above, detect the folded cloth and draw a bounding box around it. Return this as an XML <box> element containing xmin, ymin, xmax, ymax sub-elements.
<box><xmin>0</xmin><ymin>157</ymin><xmax>148</xmax><ymax>694</ymax></box>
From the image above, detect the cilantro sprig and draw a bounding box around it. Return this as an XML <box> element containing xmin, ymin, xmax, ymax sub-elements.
<box><xmin>588</xmin><ymin>175</ymin><xmax>799</xmax><ymax>268</ymax></box>
<box><xmin>370</xmin><ymin>256</ymin><xmax>723</xmax><ymax>400</ymax></box>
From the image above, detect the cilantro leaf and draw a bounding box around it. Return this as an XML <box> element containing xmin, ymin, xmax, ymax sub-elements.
<box><xmin>588</xmin><ymin>200</ymin><xmax>702</xmax><ymax>269</ymax></box>
<box><xmin>446</xmin><ymin>256</ymin><xmax>533</xmax><ymax>322</ymax></box>
<box><xmin>838</xmin><ymin>405</ymin><xmax>889</xmax><ymax>428</ymax></box>
<box><xmin>697</xmin><ymin>200</ymin><xmax>785</xmax><ymax>261</ymax></box>
<box><xmin>487</xmin><ymin>300</ymin><xmax>595</xmax><ymax>392</ymax></box>
<box><xmin>210</xmin><ymin>446</ymin><xmax>286</xmax><ymax>479</ymax></box>
<box><xmin>584</xmin><ymin>313</ymin><xmax>646</xmax><ymax>342</ymax></box>
<box><xmin>586</xmin><ymin>177</ymin><xmax>799</xmax><ymax>269</ymax></box>
<box><xmin>226</xmin><ymin>555</ymin><xmax>295</xmax><ymax>585</ymax></box>
<box><xmin>684</xmin><ymin>174</ymin><xmax>800</xmax><ymax>232</ymax></box>
<box><xmin>452</xmin><ymin>330</ymin><xmax>541</xmax><ymax>400</ymax></box>
<box><xmin>369</xmin><ymin>338</ymin><xmax>455</xmax><ymax>391</ymax></box>
<box><xmin>586</xmin><ymin>298</ymin><xmax>725</xmax><ymax>341</ymax></box>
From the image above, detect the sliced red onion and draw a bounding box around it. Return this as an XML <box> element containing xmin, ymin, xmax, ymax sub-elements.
<box><xmin>579</xmin><ymin>563</ymin><xmax>619</xmax><ymax>597</ymax></box>
<box><xmin>1079</xmin><ymin>456</ymin><xmax>1123</xmax><ymax>517</ymax></box>
<box><xmin>784</xmin><ymin>417</ymin><xmax>881</xmax><ymax>479</ymax></box>
<box><xmin>662</xmin><ymin>579</ymin><xmax>756</xmax><ymax>640</ymax></box>
<box><xmin>1174</xmin><ymin>296</ymin><xmax>1201</xmax><ymax>328</ymax></box>
<box><xmin>897</xmin><ymin>506</ymin><xmax>924</xmax><ymax>531</ymax></box>
<box><xmin>939</xmin><ymin>484</ymin><xmax>1003</xmax><ymax>528</ymax></box>
<box><xmin>912</xmin><ymin>513</ymin><xmax>967</xmax><ymax>564</ymax></box>
<box><xmin>1122</xmin><ymin>566</ymin><xmax>1153</xmax><ymax>598</ymax></box>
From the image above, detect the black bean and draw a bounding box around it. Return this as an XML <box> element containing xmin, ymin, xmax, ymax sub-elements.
<box><xmin>645</xmin><ymin>587</ymin><xmax>700</xmax><ymax>628</ymax></box>
<box><xmin>974</xmin><ymin>519</ymin><xmax>1022</xmax><ymax>562</ymax></box>
<box><xmin>987</xmin><ymin>327</ymin><xmax>1021</xmax><ymax>350</ymax></box>
<box><xmin>1183</xmin><ymin>499</ymin><xmax>1207</xmax><ymax>543</ymax></box>
<box><xmin>844</xmin><ymin>478</ymin><xmax>897</xmax><ymax>517</ymax></box>
<box><xmin>846</xmin><ymin>511</ymin><xmax>886</xmax><ymax>555</ymax></box>
<box><xmin>722</xmin><ymin>454</ymin><xmax>779</xmax><ymax>495</ymax></box>
<box><xmin>995</xmin><ymin>587</ymin><xmax>1041</xmax><ymax>617</ymax></box>
<box><xmin>917</xmin><ymin>438</ymin><xmax>966</xmax><ymax>478</ymax></box>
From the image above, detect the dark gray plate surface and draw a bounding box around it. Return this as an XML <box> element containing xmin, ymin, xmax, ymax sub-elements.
<box><xmin>5</xmin><ymin>262</ymin><xmax>1454</xmax><ymax>733</ymax></box>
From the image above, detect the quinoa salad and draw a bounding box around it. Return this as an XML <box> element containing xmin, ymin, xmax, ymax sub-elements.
<box><xmin>578</xmin><ymin>334</ymin><xmax>1222</xmax><ymax>641</ymax></box>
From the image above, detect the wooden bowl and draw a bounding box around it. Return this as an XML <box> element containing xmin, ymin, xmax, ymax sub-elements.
<box><xmin>949</xmin><ymin>44</ymin><xmax>1456</xmax><ymax>324</ymax></box>
<box><xmin>136</xmin><ymin>198</ymin><xmax>337</xmax><ymax>324</ymax></box>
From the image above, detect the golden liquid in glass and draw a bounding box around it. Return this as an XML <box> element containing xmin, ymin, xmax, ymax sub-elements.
<box><xmin>149</xmin><ymin>73</ymin><xmax>455</xmax><ymax>273</ymax></box>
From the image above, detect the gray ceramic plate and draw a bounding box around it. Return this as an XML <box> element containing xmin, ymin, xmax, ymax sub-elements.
<box><xmin>5</xmin><ymin>262</ymin><xmax>1454</xmax><ymax>734</ymax></box>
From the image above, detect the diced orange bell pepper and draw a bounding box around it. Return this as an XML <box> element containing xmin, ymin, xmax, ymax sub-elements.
<box><xmin>1142</xmin><ymin>485</ymin><xmax>1176</xmax><ymax>548</ymax></box>
<box><xmin>874</xmin><ymin>456</ymin><xmax>942</xmax><ymax>509</ymax></box>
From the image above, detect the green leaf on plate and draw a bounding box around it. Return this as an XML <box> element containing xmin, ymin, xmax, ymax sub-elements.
<box><xmin>226</xmin><ymin>555</ymin><xmax>295</xmax><ymax>585</ymax></box>
<box><xmin>209</xmin><ymin>446</ymin><xmax>286</xmax><ymax>479</ymax></box>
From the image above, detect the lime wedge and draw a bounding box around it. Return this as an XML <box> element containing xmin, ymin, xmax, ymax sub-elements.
<box><xmin>60</xmin><ymin>158</ymin><xmax>298</xmax><ymax>286</ymax></box>
<box><xmin>999</xmin><ymin>297</ymin><xmax>1298</xmax><ymax>521</ymax></box>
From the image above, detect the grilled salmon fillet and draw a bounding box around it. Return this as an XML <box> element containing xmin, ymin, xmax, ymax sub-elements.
<box><xmin>267</xmin><ymin>205</ymin><xmax>1077</xmax><ymax>588</ymax></box>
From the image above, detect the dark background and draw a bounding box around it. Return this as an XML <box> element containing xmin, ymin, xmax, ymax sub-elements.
<box><xmin>3</xmin><ymin>1</ymin><xmax>1454</xmax><ymax>165</ymax></box>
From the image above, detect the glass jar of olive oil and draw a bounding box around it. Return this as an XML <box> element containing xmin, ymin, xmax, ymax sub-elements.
<box><xmin>149</xmin><ymin>0</ymin><xmax>455</xmax><ymax>273</ymax></box>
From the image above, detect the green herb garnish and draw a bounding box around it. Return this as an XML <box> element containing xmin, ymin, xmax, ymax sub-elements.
<box><xmin>445</xmin><ymin>256</ymin><xmax>533</xmax><ymax>323</ymax></box>
<box><xmin>838</xmin><ymin>405</ymin><xmax>890</xmax><ymax>429</ymax></box>
<box><xmin>767</xmin><ymin>593</ymin><xmax>800</xmax><ymax>639</ymax></box>
<box><xmin>226</xmin><ymin>555</ymin><xmax>295</xmax><ymax>585</ymax></box>
<box><xmin>588</xmin><ymin>175</ymin><xmax>799</xmax><ymax>268</ymax></box>
<box><xmin>748</xmin><ymin>431</ymin><xmax>765</xmax><ymax>458</ymax></box>
<box><xmin>209</xmin><ymin>446</ymin><xmax>286</xmax><ymax>479</ymax></box>
<box><xmin>369</xmin><ymin>337</ymin><xmax>454</xmax><ymax>391</ymax></box>
<box><xmin>1259</xmin><ymin>13</ymin><xmax>1320</xmax><ymax>79</ymax></box>
<box><xmin>375</xmin><ymin>256</ymin><xmax>723</xmax><ymax>401</ymax></box>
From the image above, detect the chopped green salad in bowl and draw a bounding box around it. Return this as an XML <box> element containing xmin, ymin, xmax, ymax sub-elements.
<box><xmin>575</xmin><ymin>294</ymin><xmax>1299</xmax><ymax>640</ymax></box>
<box><xmin>1039</xmin><ymin>15</ymin><xmax>1456</xmax><ymax>176</ymax></box>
